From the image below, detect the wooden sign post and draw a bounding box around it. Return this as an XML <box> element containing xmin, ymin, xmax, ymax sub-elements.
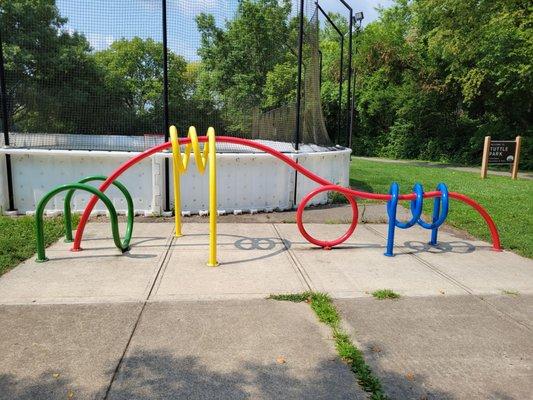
<box><xmin>481</xmin><ymin>136</ymin><xmax>522</xmax><ymax>179</ymax></box>
<box><xmin>511</xmin><ymin>136</ymin><xmax>522</xmax><ymax>180</ymax></box>
<box><xmin>481</xmin><ymin>136</ymin><xmax>491</xmax><ymax>179</ymax></box>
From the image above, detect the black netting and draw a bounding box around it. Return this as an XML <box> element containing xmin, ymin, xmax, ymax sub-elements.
<box><xmin>0</xmin><ymin>0</ymin><xmax>333</xmax><ymax>151</ymax></box>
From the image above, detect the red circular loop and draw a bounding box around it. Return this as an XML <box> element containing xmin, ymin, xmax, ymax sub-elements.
<box><xmin>296</xmin><ymin>185</ymin><xmax>359</xmax><ymax>248</ymax></box>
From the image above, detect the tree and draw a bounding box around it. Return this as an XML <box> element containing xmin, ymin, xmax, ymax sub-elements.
<box><xmin>94</xmin><ymin>37</ymin><xmax>188</xmax><ymax>134</ymax></box>
<box><xmin>0</xmin><ymin>0</ymin><xmax>111</xmax><ymax>134</ymax></box>
<box><xmin>351</xmin><ymin>0</ymin><xmax>532</xmax><ymax>167</ymax></box>
<box><xmin>196</xmin><ymin>0</ymin><xmax>293</xmax><ymax>133</ymax></box>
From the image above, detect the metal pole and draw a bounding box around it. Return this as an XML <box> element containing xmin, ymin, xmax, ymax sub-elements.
<box><xmin>293</xmin><ymin>0</ymin><xmax>305</xmax><ymax>207</ymax></box>
<box><xmin>294</xmin><ymin>0</ymin><xmax>305</xmax><ymax>151</ymax></box>
<box><xmin>0</xmin><ymin>29</ymin><xmax>15</xmax><ymax>211</ymax></box>
<box><xmin>339</xmin><ymin>0</ymin><xmax>353</xmax><ymax>148</ymax></box>
<box><xmin>316</xmin><ymin>2</ymin><xmax>343</xmax><ymax>145</ymax></box>
<box><xmin>351</xmin><ymin>23</ymin><xmax>360</xmax><ymax>151</ymax></box>
<box><xmin>162</xmin><ymin>0</ymin><xmax>170</xmax><ymax>212</ymax></box>
<box><xmin>318</xmin><ymin>49</ymin><xmax>322</xmax><ymax>87</ymax></box>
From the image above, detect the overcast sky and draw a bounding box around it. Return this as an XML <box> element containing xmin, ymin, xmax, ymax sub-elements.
<box><xmin>57</xmin><ymin>0</ymin><xmax>394</xmax><ymax>61</ymax></box>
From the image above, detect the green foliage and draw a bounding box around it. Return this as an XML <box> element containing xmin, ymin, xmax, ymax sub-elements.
<box><xmin>0</xmin><ymin>0</ymin><xmax>112</xmax><ymax>133</ymax></box>
<box><xmin>271</xmin><ymin>292</ymin><xmax>388</xmax><ymax>399</ymax></box>
<box><xmin>334</xmin><ymin>331</ymin><xmax>388</xmax><ymax>399</ymax></box>
<box><xmin>262</xmin><ymin>61</ymin><xmax>297</xmax><ymax>109</ymax></box>
<box><xmin>327</xmin><ymin>190</ymin><xmax>349</xmax><ymax>204</ymax></box>
<box><xmin>94</xmin><ymin>38</ymin><xmax>188</xmax><ymax>133</ymax></box>
<box><xmin>351</xmin><ymin>0</ymin><xmax>532</xmax><ymax>168</ymax></box>
<box><xmin>371</xmin><ymin>289</ymin><xmax>401</xmax><ymax>300</ymax></box>
<box><xmin>196</xmin><ymin>0</ymin><xmax>294</xmax><ymax>133</ymax></box>
<box><xmin>1</xmin><ymin>0</ymin><xmax>529</xmax><ymax>164</ymax></box>
<box><xmin>0</xmin><ymin>214</ymin><xmax>78</xmax><ymax>276</ymax></box>
<box><xmin>269</xmin><ymin>292</ymin><xmax>312</xmax><ymax>302</ymax></box>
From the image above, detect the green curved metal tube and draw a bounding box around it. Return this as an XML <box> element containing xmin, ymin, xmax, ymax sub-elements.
<box><xmin>63</xmin><ymin>176</ymin><xmax>133</xmax><ymax>243</ymax></box>
<box><xmin>35</xmin><ymin>183</ymin><xmax>132</xmax><ymax>262</ymax></box>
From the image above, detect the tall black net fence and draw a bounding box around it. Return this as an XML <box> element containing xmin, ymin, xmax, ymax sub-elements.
<box><xmin>0</xmin><ymin>0</ymin><xmax>332</xmax><ymax>151</ymax></box>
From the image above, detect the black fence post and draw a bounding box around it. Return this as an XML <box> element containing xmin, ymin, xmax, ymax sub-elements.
<box><xmin>162</xmin><ymin>0</ymin><xmax>170</xmax><ymax>213</ymax></box>
<box><xmin>293</xmin><ymin>0</ymin><xmax>305</xmax><ymax>207</ymax></box>
<box><xmin>338</xmin><ymin>0</ymin><xmax>353</xmax><ymax>148</ymax></box>
<box><xmin>318</xmin><ymin>49</ymin><xmax>323</xmax><ymax>87</ymax></box>
<box><xmin>0</xmin><ymin>28</ymin><xmax>15</xmax><ymax>212</ymax></box>
<box><xmin>294</xmin><ymin>0</ymin><xmax>305</xmax><ymax>151</ymax></box>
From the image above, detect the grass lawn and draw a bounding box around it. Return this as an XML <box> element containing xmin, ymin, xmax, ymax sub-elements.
<box><xmin>0</xmin><ymin>215</ymin><xmax>77</xmax><ymax>276</ymax></box>
<box><xmin>350</xmin><ymin>159</ymin><xmax>533</xmax><ymax>258</ymax></box>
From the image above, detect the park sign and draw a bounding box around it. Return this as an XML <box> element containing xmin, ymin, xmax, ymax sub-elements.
<box><xmin>481</xmin><ymin>136</ymin><xmax>522</xmax><ymax>179</ymax></box>
<box><xmin>488</xmin><ymin>141</ymin><xmax>516</xmax><ymax>164</ymax></box>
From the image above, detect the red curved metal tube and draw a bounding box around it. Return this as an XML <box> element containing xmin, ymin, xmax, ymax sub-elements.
<box><xmin>73</xmin><ymin>136</ymin><xmax>502</xmax><ymax>252</ymax></box>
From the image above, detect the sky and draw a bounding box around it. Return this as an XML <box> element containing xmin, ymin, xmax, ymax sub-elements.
<box><xmin>57</xmin><ymin>0</ymin><xmax>394</xmax><ymax>61</ymax></box>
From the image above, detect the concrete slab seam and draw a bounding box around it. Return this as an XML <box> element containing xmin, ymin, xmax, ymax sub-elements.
<box><xmin>103</xmin><ymin>235</ymin><xmax>176</xmax><ymax>399</ymax></box>
<box><xmin>365</xmin><ymin>225</ymin><xmax>532</xmax><ymax>332</ymax></box>
<box><xmin>365</xmin><ymin>225</ymin><xmax>473</xmax><ymax>292</ymax></box>
<box><xmin>140</xmin><ymin>226</ymin><xmax>176</xmax><ymax>298</ymax></box>
<box><xmin>272</xmin><ymin>223</ymin><xmax>314</xmax><ymax>292</ymax></box>
<box><xmin>396</xmin><ymin>245</ymin><xmax>532</xmax><ymax>331</ymax></box>
<box><xmin>149</xmin><ymin>236</ymin><xmax>176</xmax><ymax>298</ymax></box>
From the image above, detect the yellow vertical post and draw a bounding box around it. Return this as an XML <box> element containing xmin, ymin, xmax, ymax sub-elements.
<box><xmin>207</xmin><ymin>127</ymin><xmax>218</xmax><ymax>266</ymax></box>
<box><xmin>170</xmin><ymin>126</ymin><xmax>182</xmax><ymax>237</ymax></box>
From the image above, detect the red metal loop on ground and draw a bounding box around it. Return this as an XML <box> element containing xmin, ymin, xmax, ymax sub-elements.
<box><xmin>73</xmin><ymin>136</ymin><xmax>502</xmax><ymax>252</ymax></box>
<box><xmin>296</xmin><ymin>185</ymin><xmax>358</xmax><ymax>248</ymax></box>
<box><xmin>448</xmin><ymin>192</ymin><xmax>502</xmax><ymax>251</ymax></box>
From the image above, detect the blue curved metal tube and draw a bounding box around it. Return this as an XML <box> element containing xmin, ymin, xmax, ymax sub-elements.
<box><xmin>397</xmin><ymin>183</ymin><xmax>424</xmax><ymax>229</ymax></box>
<box><xmin>386</xmin><ymin>182</ymin><xmax>449</xmax><ymax>256</ymax></box>
<box><xmin>385</xmin><ymin>182</ymin><xmax>399</xmax><ymax>257</ymax></box>
<box><xmin>417</xmin><ymin>183</ymin><xmax>449</xmax><ymax>245</ymax></box>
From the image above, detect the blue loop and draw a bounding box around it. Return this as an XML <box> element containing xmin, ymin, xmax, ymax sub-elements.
<box><xmin>396</xmin><ymin>183</ymin><xmax>424</xmax><ymax>229</ymax></box>
<box><xmin>418</xmin><ymin>183</ymin><xmax>449</xmax><ymax>230</ymax></box>
<box><xmin>385</xmin><ymin>182</ymin><xmax>400</xmax><ymax>256</ymax></box>
<box><xmin>386</xmin><ymin>182</ymin><xmax>399</xmax><ymax>218</ymax></box>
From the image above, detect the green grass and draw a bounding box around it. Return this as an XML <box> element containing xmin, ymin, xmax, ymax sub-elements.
<box><xmin>371</xmin><ymin>289</ymin><xmax>401</xmax><ymax>300</ymax></box>
<box><xmin>328</xmin><ymin>190</ymin><xmax>349</xmax><ymax>204</ymax></box>
<box><xmin>0</xmin><ymin>215</ymin><xmax>78</xmax><ymax>276</ymax></box>
<box><xmin>270</xmin><ymin>292</ymin><xmax>388</xmax><ymax>399</ymax></box>
<box><xmin>350</xmin><ymin>159</ymin><xmax>533</xmax><ymax>257</ymax></box>
<box><xmin>501</xmin><ymin>289</ymin><xmax>520</xmax><ymax>297</ymax></box>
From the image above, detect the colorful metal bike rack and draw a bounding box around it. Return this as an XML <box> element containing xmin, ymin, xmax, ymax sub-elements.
<box><xmin>385</xmin><ymin>182</ymin><xmax>449</xmax><ymax>256</ymax></box>
<box><xmin>35</xmin><ymin>126</ymin><xmax>502</xmax><ymax>263</ymax></box>
<box><xmin>35</xmin><ymin>176</ymin><xmax>133</xmax><ymax>262</ymax></box>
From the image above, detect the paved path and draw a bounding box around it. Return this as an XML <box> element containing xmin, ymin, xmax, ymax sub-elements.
<box><xmin>0</xmin><ymin>222</ymin><xmax>532</xmax><ymax>399</ymax></box>
<box><xmin>354</xmin><ymin>156</ymin><xmax>533</xmax><ymax>180</ymax></box>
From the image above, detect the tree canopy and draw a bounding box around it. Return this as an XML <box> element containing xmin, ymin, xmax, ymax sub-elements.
<box><xmin>196</xmin><ymin>0</ymin><xmax>294</xmax><ymax>133</ymax></box>
<box><xmin>0</xmin><ymin>0</ymin><xmax>530</xmax><ymax>167</ymax></box>
<box><xmin>351</xmin><ymin>0</ymin><xmax>532</xmax><ymax>167</ymax></box>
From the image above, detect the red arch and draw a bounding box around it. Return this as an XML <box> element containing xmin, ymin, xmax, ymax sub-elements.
<box><xmin>72</xmin><ymin>136</ymin><xmax>501</xmax><ymax>251</ymax></box>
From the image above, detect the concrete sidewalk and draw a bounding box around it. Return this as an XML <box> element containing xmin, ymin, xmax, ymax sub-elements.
<box><xmin>0</xmin><ymin>300</ymin><xmax>364</xmax><ymax>400</ymax></box>
<box><xmin>2</xmin><ymin>222</ymin><xmax>530</xmax><ymax>304</ymax></box>
<box><xmin>336</xmin><ymin>295</ymin><xmax>533</xmax><ymax>399</ymax></box>
<box><xmin>0</xmin><ymin>222</ymin><xmax>532</xmax><ymax>399</ymax></box>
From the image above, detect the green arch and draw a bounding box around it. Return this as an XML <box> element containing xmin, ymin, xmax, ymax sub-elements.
<box><xmin>35</xmin><ymin>183</ymin><xmax>133</xmax><ymax>262</ymax></box>
<box><xmin>63</xmin><ymin>176</ymin><xmax>133</xmax><ymax>243</ymax></box>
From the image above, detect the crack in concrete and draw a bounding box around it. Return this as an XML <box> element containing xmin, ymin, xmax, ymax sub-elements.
<box><xmin>365</xmin><ymin>224</ymin><xmax>532</xmax><ymax>332</ymax></box>
<box><xmin>272</xmin><ymin>223</ymin><xmax>314</xmax><ymax>292</ymax></box>
<box><xmin>103</xmin><ymin>234</ymin><xmax>176</xmax><ymax>399</ymax></box>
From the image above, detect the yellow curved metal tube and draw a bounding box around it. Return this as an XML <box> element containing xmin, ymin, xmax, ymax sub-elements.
<box><xmin>170</xmin><ymin>125</ymin><xmax>218</xmax><ymax>266</ymax></box>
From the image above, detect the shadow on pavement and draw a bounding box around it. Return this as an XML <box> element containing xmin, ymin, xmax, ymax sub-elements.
<box><xmin>0</xmin><ymin>371</ymin><xmax>90</xmax><ymax>400</ymax></box>
<box><xmin>0</xmin><ymin>350</ymin><xmax>363</xmax><ymax>399</ymax></box>
<box><xmin>107</xmin><ymin>350</ymin><xmax>358</xmax><ymax>400</ymax></box>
